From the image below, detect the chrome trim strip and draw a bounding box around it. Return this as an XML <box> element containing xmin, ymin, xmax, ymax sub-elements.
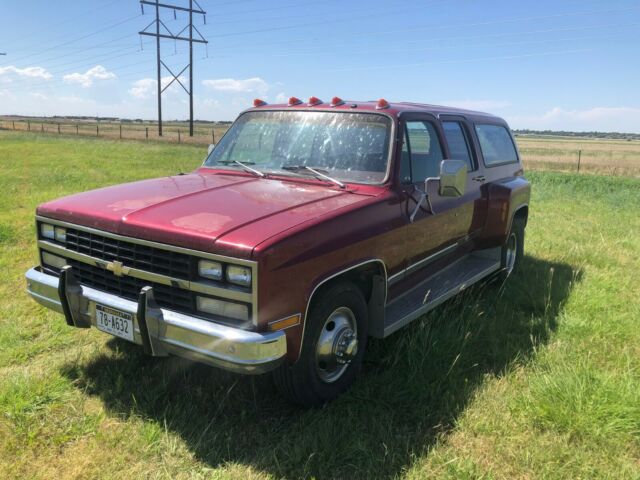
<box><xmin>298</xmin><ymin>258</ymin><xmax>388</xmax><ymax>358</ymax></box>
<box><xmin>39</xmin><ymin>240</ymin><xmax>253</xmax><ymax>303</ymax></box>
<box><xmin>36</xmin><ymin>215</ymin><xmax>259</xmax><ymax>325</ymax></box>
<box><xmin>388</xmin><ymin>243</ymin><xmax>458</xmax><ymax>285</ymax></box>
<box><xmin>25</xmin><ymin>267</ymin><xmax>284</xmax><ymax>374</ymax></box>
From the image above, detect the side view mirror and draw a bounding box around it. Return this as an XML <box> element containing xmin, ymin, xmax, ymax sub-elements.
<box><xmin>438</xmin><ymin>159</ymin><xmax>467</xmax><ymax>197</ymax></box>
<box><xmin>207</xmin><ymin>144</ymin><xmax>216</xmax><ymax>155</ymax></box>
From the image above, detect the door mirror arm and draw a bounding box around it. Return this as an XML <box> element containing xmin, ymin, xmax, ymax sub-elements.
<box><xmin>409</xmin><ymin>177</ymin><xmax>438</xmax><ymax>222</ymax></box>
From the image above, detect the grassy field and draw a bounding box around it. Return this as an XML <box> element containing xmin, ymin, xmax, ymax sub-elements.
<box><xmin>2</xmin><ymin>118</ymin><xmax>640</xmax><ymax>177</ymax></box>
<box><xmin>0</xmin><ymin>132</ymin><xmax>639</xmax><ymax>479</ymax></box>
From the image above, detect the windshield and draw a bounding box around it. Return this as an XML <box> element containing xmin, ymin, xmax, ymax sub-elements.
<box><xmin>204</xmin><ymin>111</ymin><xmax>392</xmax><ymax>184</ymax></box>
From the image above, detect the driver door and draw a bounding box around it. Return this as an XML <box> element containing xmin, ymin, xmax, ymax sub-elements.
<box><xmin>396</xmin><ymin>115</ymin><xmax>480</xmax><ymax>285</ymax></box>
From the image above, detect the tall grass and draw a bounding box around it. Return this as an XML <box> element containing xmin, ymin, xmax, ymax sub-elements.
<box><xmin>0</xmin><ymin>132</ymin><xmax>638</xmax><ymax>478</ymax></box>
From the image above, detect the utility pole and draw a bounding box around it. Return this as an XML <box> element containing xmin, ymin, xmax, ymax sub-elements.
<box><xmin>139</xmin><ymin>0</ymin><xmax>207</xmax><ymax>136</ymax></box>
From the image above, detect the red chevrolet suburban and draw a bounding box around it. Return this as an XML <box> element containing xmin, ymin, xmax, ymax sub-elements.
<box><xmin>26</xmin><ymin>97</ymin><xmax>530</xmax><ymax>406</ymax></box>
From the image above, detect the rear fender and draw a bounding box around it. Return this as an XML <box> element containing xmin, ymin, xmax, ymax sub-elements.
<box><xmin>480</xmin><ymin>177</ymin><xmax>530</xmax><ymax>247</ymax></box>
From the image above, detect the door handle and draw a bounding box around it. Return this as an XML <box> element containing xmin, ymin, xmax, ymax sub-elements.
<box><xmin>472</xmin><ymin>175</ymin><xmax>485</xmax><ymax>183</ymax></box>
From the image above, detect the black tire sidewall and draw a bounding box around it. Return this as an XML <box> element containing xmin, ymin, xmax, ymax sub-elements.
<box><xmin>297</xmin><ymin>282</ymin><xmax>368</xmax><ymax>404</ymax></box>
<box><xmin>502</xmin><ymin>217</ymin><xmax>525</xmax><ymax>273</ymax></box>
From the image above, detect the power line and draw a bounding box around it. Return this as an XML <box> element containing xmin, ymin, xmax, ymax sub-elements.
<box><xmin>138</xmin><ymin>0</ymin><xmax>207</xmax><ymax>136</ymax></box>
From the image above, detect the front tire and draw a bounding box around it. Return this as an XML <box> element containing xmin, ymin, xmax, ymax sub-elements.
<box><xmin>273</xmin><ymin>282</ymin><xmax>368</xmax><ymax>407</ymax></box>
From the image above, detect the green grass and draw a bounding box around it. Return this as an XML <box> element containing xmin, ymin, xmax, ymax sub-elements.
<box><xmin>1</xmin><ymin>131</ymin><xmax>639</xmax><ymax>479</ymax></box>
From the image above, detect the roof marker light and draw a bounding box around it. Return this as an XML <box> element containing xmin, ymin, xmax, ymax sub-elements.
<box><xmin>330</xmin><ymin>96</ymin><xmax>344</xmax><ymax>107</ymax></box>
<box><xmin>253</xmin><ymin>98</ymin><xmax>267</xmax><ymax>107</ymax></box>
<box><xmin>288</xmin><ymin>96</ymin><xmax>302</xmax><ymax>106</ymax></box>
<box><xmin>308</xmin><ymin>96</ymin><xmax>323</xmax><ymax>106</ymax></box>
<box><xmin>376</xmin><ymin>98</ymin><xmax>390</xmax><ymax>109</ymax></box>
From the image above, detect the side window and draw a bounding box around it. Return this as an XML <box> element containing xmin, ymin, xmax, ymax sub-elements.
<box><xmin>442</xmin><ymin>121</ymin><xmax>474</xmax><ymax>171</ymax></box>
<box><xmin>404</xmin><ymin>121</ymin><xmax>444</xmax><ymax>183</ymax></box>
<box><xmin>475</xmin><ymin>124</ymin><xmax>519</xmax><ymax>166</ymax></box>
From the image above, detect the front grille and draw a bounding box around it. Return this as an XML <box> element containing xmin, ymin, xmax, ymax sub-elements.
<box><xmin>65</xmin><ymin>228</ymin><xmax>193</xmax><ymax>280</ymax></box>
<box><xmin>68</xmin><ymin>259</ymin><xmax>195</xmax><ymax>313</ymax></box>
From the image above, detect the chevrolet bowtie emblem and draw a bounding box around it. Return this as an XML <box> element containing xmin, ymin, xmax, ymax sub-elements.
<box><xmin>106</xmin><ymin>260</ymin><xmax>130</xmax><ymax>277</ymax></box>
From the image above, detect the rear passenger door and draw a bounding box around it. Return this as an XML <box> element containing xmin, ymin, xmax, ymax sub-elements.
<box><xmin>440</xmin><ymin>115</ymin><xmax>487</xmax><ymax>237</ymax></box>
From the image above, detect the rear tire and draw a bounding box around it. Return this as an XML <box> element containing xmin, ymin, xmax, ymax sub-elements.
<box><xmin>273</xmin><ymin>281</ymin><xmax>368</xmax><ymax>407</ymax></box>
<box><xmin>500</xmin><ymin>216</ymin><xmax>525</xmax><ymax>277</ymax></box>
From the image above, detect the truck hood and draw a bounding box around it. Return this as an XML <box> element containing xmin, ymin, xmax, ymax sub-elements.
<box><xmin>37</xmin><ymin>170</ymin><xmax>375</xmax><ymax>258</ymax></box>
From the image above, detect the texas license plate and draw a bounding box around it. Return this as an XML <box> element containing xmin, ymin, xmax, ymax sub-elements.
<box><xmin>95</xmin><ymin>304</ymin><xmax>134</xmax><ymax>342</ymax></box>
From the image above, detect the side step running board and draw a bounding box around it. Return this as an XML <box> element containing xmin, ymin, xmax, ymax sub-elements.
<box><xmin>381</xmin><ymin>248</ymin><xmax>501</xmax><ymax>337</ymax></box>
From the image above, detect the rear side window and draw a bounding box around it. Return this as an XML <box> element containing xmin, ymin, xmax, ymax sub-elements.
<box><xmin>475</xmin><ymin>124</ymin><xmax>518</xmax><ymax>166</ymax></box>
<box><xmin>442</xmin><ymin>121</ymin><xmax>473</xmax><ymax>170</ymax></box>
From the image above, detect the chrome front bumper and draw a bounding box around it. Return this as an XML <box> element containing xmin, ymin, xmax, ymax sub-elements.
<box><xmin>25</xmin><ymin>266</ymin><xmax>286</xmax><ymax>374</ymax></box>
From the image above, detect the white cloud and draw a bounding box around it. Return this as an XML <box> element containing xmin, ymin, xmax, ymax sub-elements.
<box><xmin>63</xmin><ymin>65</ymin><xmax>116</xmax><ymax>88</ymax></box>
<box><xmin>129</xmin><ymin>76</ymin><xmax>187</xmax><ymax>99</ymax></box>
<box><xmin>508</xmin><ymin>106</ymin><xmax>640</xmax><ymax>133</ymax></box>
<box><xmin>30</xmin><ymin>92</ymin><xmax>48</xmax><ymax>100</ymax></box>
<box><xmin>129</xmin><ymin>78</ymin><xmax>156</xmax><ymax>99</ymax></box>
<box><xmin>0</xmin><ymin>65</ymin><xmax>52</xmax><ymax>81</ymax></box>
<box><xmin>436</xmin><ymin>99</ymin><xmax>512</xmax><ymax>111</ymax></box>
<box><xmin>202</xmin><ymin>77</ymin><xmax>268</xmax><ymax>94</ymax></box>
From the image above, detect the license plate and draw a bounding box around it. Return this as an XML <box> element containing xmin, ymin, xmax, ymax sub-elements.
<box><xmin>95</xmin><ymin>304</ymin><xmax>134</xmax><ymax>342</ymax></box>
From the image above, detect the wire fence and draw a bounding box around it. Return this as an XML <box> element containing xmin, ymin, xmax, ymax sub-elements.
<box><xmin>1</xmin><ymin>120</ymin><xmax>639</xmax><ymax>177</ymax></box>
<box><xmin>0</xmin><ymin>119</ymin><xmax>228</xmax><ymax>146</ymax></box>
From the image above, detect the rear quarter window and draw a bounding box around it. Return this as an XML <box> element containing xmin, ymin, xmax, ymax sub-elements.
<box><xmin>475</xmin><ymin>124</ymin><xmax>519</xmax><ymax>166</ymax></box>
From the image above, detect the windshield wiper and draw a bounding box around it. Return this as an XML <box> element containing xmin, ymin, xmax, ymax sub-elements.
<box><xmin>281</xmin><ymin>165</ymin><xmax>345</xmax><ymax>189</ymax></box>
<box><xmin>217</xmin><ymin>160</ymin><xmax>265</xmax><ymax>177</ymax></box>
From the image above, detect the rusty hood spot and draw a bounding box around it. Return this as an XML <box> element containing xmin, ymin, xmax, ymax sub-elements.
<box><xmin>171</xmin><ymin>212</ymin><xmax>233</xmax><ymax>234</ymax></box>
<box><xmin>108</xmin><ymin>196</ymin><xmax>171</xmax><ymax>212</ymax></box>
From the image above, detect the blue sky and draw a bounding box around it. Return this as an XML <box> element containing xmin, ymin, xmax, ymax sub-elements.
<box><xmin>1</xmin><ymin>0</ymin><xmax>639</xmax><ymax>132</ymax></box>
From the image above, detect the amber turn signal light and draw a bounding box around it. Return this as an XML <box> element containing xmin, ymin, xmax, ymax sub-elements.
<box><xmin>268</xmin><ymin>313</ymin><xmax>301</xmax><ymax>331</ymax></box>
<box><xmin>376</xmin><ymin>98</ymin><xmax>390</xmax><ymax>109</ymax></box>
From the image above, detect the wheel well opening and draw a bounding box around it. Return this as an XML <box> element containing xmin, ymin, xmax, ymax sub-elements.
<box><xmin>514</xmin><ymin>205</ymin><xmax>529</xmax><ymax>226</ymax></box>
<box><xmin>309</xmin><ymin>262</ymin><xmax>385</xmax><ymax>311</ymax></box>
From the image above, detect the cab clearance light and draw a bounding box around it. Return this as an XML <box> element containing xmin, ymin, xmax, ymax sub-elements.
<box><xmin>288</xmin><ymin>96</ymin><xmax>302</xmax><ymax>106</ymax></box>
<box><xmin>268</xmin><ymin>313</ymin><xmax>301</xmax><ymax>331</ymax></box>
<box><xmin>253</xmin><ymin>98</ymin><xmax>267</xmax><ymax>107</ymax></box>
<box><xmin>330</xmin><ymin>96</ymin><xmax>344</xmax><ymax>107</ymax></box>
<box><xmin>376</xmin><ymin>98</ymin><xmax>390</xmax><ymax>109</ymax></box>
<box><xmin>308</xmin><ymin>96</ymin><xmax>323</xmax><ymax>106</ymax></box>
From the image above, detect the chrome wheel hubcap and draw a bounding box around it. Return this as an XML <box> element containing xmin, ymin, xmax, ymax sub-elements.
<box><xmin>315</xmin><ymin>307</ymin><xmax>358</xmax><ymax>383</ymax></box>
<box><xmin>505</xmin><ymin>232</ymin><xmax>517</xmax><ymax>274</ymax></box>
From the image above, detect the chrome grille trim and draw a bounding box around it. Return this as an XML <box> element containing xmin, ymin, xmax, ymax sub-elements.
<box><xmin>36</xmin><ymin>215</ymin><xmax>258</xmax><ymax>324</ymax></box>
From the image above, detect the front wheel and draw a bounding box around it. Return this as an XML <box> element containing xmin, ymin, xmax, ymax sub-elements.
<box><xmin>273</xmin><ymin>282</ymin><xmax>368</xmax><ymax>407</ymax></box>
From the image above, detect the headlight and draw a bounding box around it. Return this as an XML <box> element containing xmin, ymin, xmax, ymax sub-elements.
<box><xmin>42</xmin><ymin>251</ymin><xmax>67</xmax><ymax>269</ymax></box>
<box><xmin>40</xmin><ymin>223</ymin><xmax>55</xmax><ymax>240</ymax></box>
<box><xmin>226</xmin><ymin>265</ymin><xmax>252</xmax><ymax>287</ymax></box>
<box><xmin>198</xmin><ymin>260</ymin><xmax>223</xmax><ymax>281</ymax></box>
<box><xmin>54</xmin><ymin>227</ymin><xmax>66</xmax><ymax>243</ymax></box>
<box><xmin>196</xmin><ymin>296</ymin><xmax>249</xmax><ymax>321</ymax></box>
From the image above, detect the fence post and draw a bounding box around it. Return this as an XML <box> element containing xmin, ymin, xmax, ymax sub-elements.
<box><xmin>76</xmin><ymin>124</ymin><xmax>79</xmax><ymax>135</ymax></box>
<box><xmin>119</xmin><ymin>124</ymin><xmax>122</xmax><ymax>139</ymax></box>
<box><xmin>178</xmin><ymin>130</ymin><xmax>181</xmax><ymax>143</ymax></box>
<box><xmin>577</xmin><ymin>150</ymin><xmax>582</xmax><ymax>173</ymax></box>
<box><xmin>145</xmin><ymin>127</ymin><xmax>148</xmax><ymax>139</ymax></box>
<box><xmin>41</xmin><ymin>123</ymin><xmax>44</xmax><ymax>133</ymax></box>
<box><xmin>96</xmin><ymin>124</ymin><xmax>99</xmax><ymax>137</ymax></box>
<box><xmin>12</xmin><ymin>121</ymin><xmax>15</xmax><ymax>130</ymax></box>
<box><xmin>211</xmin><ymin>129</ymin><xmax>215</xmax><ymax>144</ymax></box>
<box><xmin>58</xmin><ymin>123</ymin><xmax>61</xmax><ymax>134</ymax></box>
<box><xmin>27</xmin><ymin>121</ymin><xmax>31</xmax><ymax>131</ymax></box>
